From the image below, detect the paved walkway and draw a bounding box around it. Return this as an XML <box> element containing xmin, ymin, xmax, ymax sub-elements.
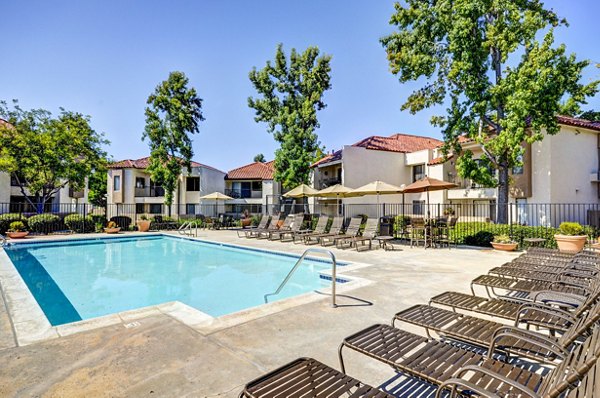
<box><xmin>0</xmin><ymin>231</ymin><xmax>518</xmax><ymax>397</ymax></box>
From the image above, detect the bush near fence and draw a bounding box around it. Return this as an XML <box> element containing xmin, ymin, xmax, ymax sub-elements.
<box><xmin>0</xmin><ymin>213</ymin><xmax>28</xmax><ymax>235</ymax></box>
<box><xmin>28</xmin><ymin>214</ymin><xmax>63</xmax><ymax>234</ymax></box>
<box><xmin>64</xmin><ymin>214</ymin><xmax>95</xmax><ymax>233</ymax></box>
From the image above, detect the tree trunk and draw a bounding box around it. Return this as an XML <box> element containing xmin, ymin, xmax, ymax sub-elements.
<box><xmin>497</xmin><ymin>165</ymin><xmax>509</xmax><ymax>224</ymax></box>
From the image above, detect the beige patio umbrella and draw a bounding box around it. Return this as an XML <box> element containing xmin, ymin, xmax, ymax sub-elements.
<box><xmin>315</xmin><ymin>184</ymin><xmax>354</xmax><ymax>216</ymax></box>
<box><xmin>346</xmin><ymin>180</ymin><xmax>404</xmax><ymax>217</ymax></box>
<box><xmin>283</xmin><ymin>184</ymin><xmax>319</xmax><ymax>198</ymax></box>
<box><xmin>199</xmin><ymin>192</ymin><xmax>233</xmax><ymax>216</ymax></box>
<box><xmin>401</xmin><ymin>176</ymin><xmax>457</xmax><ymax>217</ymax></box>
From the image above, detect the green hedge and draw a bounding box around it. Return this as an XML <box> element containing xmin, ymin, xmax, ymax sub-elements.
<box><xmin>28</xmin><ymin>214</ymin><xmax>62</xmax><ymax>234</ymax></box>
<box><xmin>0</xmin><ymin>213</ymin><xmax>28</xmax><ymax>235</ymax></box>
<box><xmin>64</xmin><ymin>214</ymin><xmax>95</xmax><ymax>233</ymax></box>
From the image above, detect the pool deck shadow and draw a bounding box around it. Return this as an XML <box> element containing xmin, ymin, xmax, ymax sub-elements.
<box><xmin>0</xmin><ymin>230</ymin><xmax>520</xmax><ymax>397</ymax></box>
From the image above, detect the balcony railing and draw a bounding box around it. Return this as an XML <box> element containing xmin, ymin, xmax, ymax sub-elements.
<box><xmin>319</xmin><ymin>178</ymin><xmax>341</xmax><ymax>189</ymax></box>
<box><xmin>225</xmin><ymin>189</ymin><xmax>262</xmax><ymax>199</ymax></box>
<box><xmin>135</xmin><ymin>186</ymin><xmax>165</xmax><ymax>197</ymax></box>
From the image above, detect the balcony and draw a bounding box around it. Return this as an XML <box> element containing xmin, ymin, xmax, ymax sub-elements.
<box><xmin>135</xmin><ymin>186</ymin><xmax>165</xmax><ymax>197</ymax></box>
<box><xmin>225</xmin><ymin>189</ymin><xmax>262</xmax><ymax>199</ymax></box>
<box><xmin>318</xmin><ymin>177</ymin><xmax>341</xmax><ymax>189</ymax></box>
<box><xmin>447</xmin><ymin>186</ymin><xmax>496</xmax><ymax>200</ymax></box>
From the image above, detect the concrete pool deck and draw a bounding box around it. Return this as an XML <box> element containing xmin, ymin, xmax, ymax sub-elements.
<box><xmin>0</xmin><ymin>230</ymin><xmax>519</xmax><ymax>397</ymax></box>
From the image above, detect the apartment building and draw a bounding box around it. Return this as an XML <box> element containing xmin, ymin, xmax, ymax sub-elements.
<box><xmin>224</xmin><ymin>160</ymin><xmax>281</xmax><ymax>214</ymax></box>
<box><xmin>107</xmin><ymin>156</ymin><xmax>225</xmax><ymax>216</ymax></box>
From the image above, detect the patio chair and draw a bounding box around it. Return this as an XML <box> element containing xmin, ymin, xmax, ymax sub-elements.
<box><xmin>320</xmin><ymin>217</ymin><xmax>362</xmax><ymax>247</ymax></box>
<box><xmin>409</xmin><ymin>217</ymin><xmax>426</xmax><ymax>248</ymax></box>
<box><xmin>302</xmin><ymin>216</ymin><xmax>344</xmax><ymax>245</ymax></box>
<box><xmin>152</xmin><ymin>215</ymin><xmax>178</xmax><ymax>230</ymax></box>
<box><xmin>237</xmin><ymin>215</ymin><xmax>269</xmax><ymax>238</ymax></box>
<box><xmin>239</xmin><ymin>357</ymin><xmax>394</xmax><ymax>398</ymax></box>
<box><xmin>286</xmin><ymin>215</ymin><xmax>329</xmax><ymax>244</ymax></box>
<box><xmin>338</xmin><ymin>218</ymin><xmax>378</xmax><ymax>251</ymax></box>
<box><xmin>258</xmin><ymin>214</ymin><xmax>293</xmax><ymax>239</ymax></box>
<box><xmin>245</xmin><ymin>215</ymin><xmax>279</xmax><ymax>239</ymax></box>
<box><xmin>269</xmin><ymin>213</ymin><xmax>305</xmax><ymax>241</ymax></box>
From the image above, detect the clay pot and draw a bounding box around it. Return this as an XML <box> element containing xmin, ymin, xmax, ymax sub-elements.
<box><xmin>6</xmin><ymin>231</ymin><xmax>29</xmax><ymax>239</ymax></box>
<box><xmin>554</xmin><ymin>234</ymin><xmax>587</xmax><ymax>253</ymax></box>
<box><xmin>491</xmin><ymin>242</ymin><xmax>518</xmax><ymax>251</ymax></box>
<box><xmin>104</xmin><ymin>227</ymin><xmax>121</xmax><ymax>234</ymax></box>
<box><xmin>137</xmin><ymin>220</ymin><xmax>151</xmax><ymax>232</ymax></box>
<box><xmin>241</xmin><ymin>218</ymin><xmax>252</xmax><ymax>228</ymax></box>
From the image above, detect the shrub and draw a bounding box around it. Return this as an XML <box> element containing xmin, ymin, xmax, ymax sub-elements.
<box><xmin>493</xmin><ymin>234</ymin><xmax>513</xmax><ymax>244</ymax></box>
<box><xmin>109</xmin><ymin>216</ymin><xmax>132</xmax><ymax>229</ymax></box>
<box><xmin>464</xmin><ymin>231</ymin><xmax>495</xmax><ymax>247</ymax></box>
<box><xmin>251</xmin><ymin>214</ymin><xmax>261</xmax><ymax>227</ymax></box>
<box><xmin>64</xmin><ymin>214</ymin><xmax>95</xmax><ymax>233</ymax></box>
<box><xmin>90</xmin><ymin>214</ymin><xmax>107</xmax><ymax>226</ymax></box>
<box><xmin>8</xmin><ymin>221</ymin><xmax>27</xmax><ymax>232</ymax></box>
<box><xmin>28</xmin><ymin>214</ymin><xmax>62</xmax><ymax>234</ymax></box>
<box><xmin>0</xmin><ymin>213</ymin><xmax>28</xmax><ymax>234</ymax></box>
<box><xmin>558</xmin><ymin>222</ymin><xmax>585</xmax><ymax>236</ymax></box>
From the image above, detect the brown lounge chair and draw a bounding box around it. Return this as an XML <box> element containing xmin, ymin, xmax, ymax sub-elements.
<box><xmin>239</xmin><ymin>357</ymin><xmax>393</xmax><ymax>398</ymax></box>
<box><xmin>284</xmin><ymin>215</ymin><xmax>329</xmax><ymax>244</ymax></box>
<box><xmin>269</xmin><ymin>213</ymin><xmax>305</xmax><ymax>241</ymax></box>
<box><xmin>237</xmin><ymin>215</ymin><xmax>270</xmax><ymax>238</ymax></box>
<box><xmin>337</xmin><ymin>218</ymin><xmax>378</xmax><ymax>251</ymax></box>
<box><xmin>303</xmin><ymin>216</ymin><xmax>344</xmax><ymax>245</ymax></box>
<box><xmin>257</xmin><ymin>214</ymin><xmax>292</xmax><ymax>239</ymax></box>
<box><xmin>321</xmin><ymin>217</ymin><xmax>362</xmax><ymax>247</ymax></box>
<box><xmin>244</xmin><ymin>214</ymin><xmax>279</xmax><ymax>238</ymax></box>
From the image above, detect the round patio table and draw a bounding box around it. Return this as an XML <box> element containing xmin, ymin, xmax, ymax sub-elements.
<box><xmin>523</xmin><ymin>238</ymin><xmax>546</xmax><ymax>248</ymax></box>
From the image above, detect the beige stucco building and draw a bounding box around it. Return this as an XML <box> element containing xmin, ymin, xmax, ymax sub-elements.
<box><xmin>107</xmin><ymin>156</ymin><xmax>225</xmax><ymax>218</ymax></box>
<box><xmin>224</xmin><ymin>160</ymin><xmax>281</xmax><ymax>215</ymax></box>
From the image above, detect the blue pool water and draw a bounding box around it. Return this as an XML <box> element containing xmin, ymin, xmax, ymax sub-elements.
<box><xmin>5</xmin><ymin>236</ymin><xmax>343</xmax><ymax>326</ymax></box>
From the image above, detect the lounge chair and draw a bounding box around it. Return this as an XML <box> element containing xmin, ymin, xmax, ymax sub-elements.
<box><xmin>246</xmin><ymin>215</ymin><xmax>280</xmax><ymax>239</ymax></box>
<box><xmin>269</xmin><ymin>213</ymin><xmax>305</xmax><ymax>241</ymax></box>
<box><xmin>257</xmin><ymin>214</ymin><xmax>293</xmax><ymax>240</ymax></box>
<box><xmin>237</xmin><ymin>215</ymin><xmax>269</xmax><ymax>238</ymax></box>
<box><xmin>283</xmin><ymin>215</ymin><xmax>329</xmax><ymax>243</ymax></box>
<box><xmin>239</xmin><ymin>357</ymin><xmax>394</xmax><ymax>398</ymax></box>
<box><xmin>320</xmin><ymin>217</ymin><xmax>362</xmax><ymax>247</ymax></box>
<box><xmin>302</xmin><ymin>216</ymin><xmax>344</xmax><ymax>245</ymax></box>
<box><xmin>152</xmin><ymin>215</ymin><xmax>178</xmax><ymax>230</ymax></box>
<box><xmin>337</xmin><ymin>218</ymin><xmax>378</xmax><ymax>251</ymax></box>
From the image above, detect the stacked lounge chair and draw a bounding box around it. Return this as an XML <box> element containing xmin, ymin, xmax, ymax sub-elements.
<box><xmin>238</xmin><ymin>247</ymin><xmax>600</xmax><ymax>398</ymax></box>
<box><xmin>303</xmin><ymin>216</ymin><xmax>344</xmax><ymax>245</ymax></box>
<box><xmin>321</xmin><ymin>217</ymin><xmax>362</xmax><ymax>247</ymax></box>
<box><xmin>268</xmin><ymin>213</ymin><xmax>305</xmax><ymax>241</ymax></box>
<box><xmin>284</xmin><ymin>215</ymin><xmax>329</xmax><ymax>244</ymax></box>
<box><xmin>244</xmin><ymin>214</ymin><xmax>280</xmax><ymax>239</ymax></box>
<box><xmin>257</xmin><ymin>214</ymin><xmax>292</xmax><ymax>240</ymax></box>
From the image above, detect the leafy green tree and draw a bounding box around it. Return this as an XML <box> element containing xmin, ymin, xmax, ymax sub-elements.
<box><xmin>248</xmin><ymin>44</ymin><xmax>332</xmax><ymax>189</ymax></box>
<box><xmin>382</xmin><ymin>1</ymin><xmax>598</xmax><ymax>223</ymax></box>
<box><xmin>87</xmin><ymin>163</ymin><xmax>109</xmax><ymax>207</ymax></box>
<box><xmin>579</xmin><ymin>110</ymin><xmax>600</xmax><ymax>122</ymax></box>
<box><xmin>143</xmin><ymin>71</ymin><xmax>204</xmax><ymax>214</ymax></box>
<box><xmin>253</xmin><ymin>153</ymin><xmax>266</xmax><ymax>163</ymax></box>
<box><xmin>0</xmin><ymin>101</ymin><xmax>108</xmax><ymax>213</ymax></box>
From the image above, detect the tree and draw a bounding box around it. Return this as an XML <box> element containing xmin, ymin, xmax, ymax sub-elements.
<box><xmin>579</xmin><ymin>110</ymin><xmax>600</xmax><ymax>122</ymax></box>
<box><xmin>248</xmin><ymin>44</ymin><xmax>332</xmax><ymax>189</ymax></box>
<box><xmin>143</xmin><ymin>71</ymin><xmax>204</xmax><ymax>214</ymax></box>
<box><xmin>0</xmin><ymin>101</ymin><xmax>108</xmax><ymax>213</ymax></box>
<box><xmin>381</xmin><ymin>1</ymin><xmax>598</xmax><ymax>223</ymax></box>
<box><xmin>87</xmin><ymin>162</ymin><xmax>108</xmax><ymax>207</ymax></box>
<box><xmin>253</xmin><ymin>153</ymin><xmax>266</xmax><ymax>163</ymax></box>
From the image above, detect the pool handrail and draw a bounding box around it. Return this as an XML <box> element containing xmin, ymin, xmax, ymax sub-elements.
<box><xmin>178</xmin><ymin>221</ymin><xmax>200</xmax><ymax>237</ymax></box>
<box><xmin>0</xmin><ymin>234</ymin><xmax>6</xmax><ymax>247</ymax></box>
<box><xmin>264</xmin><ymin>248</ymin><xmax>338</xmax><ymax>308</ymax></box>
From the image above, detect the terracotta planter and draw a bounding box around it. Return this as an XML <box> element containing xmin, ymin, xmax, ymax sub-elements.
<box><xmin>137</xmin><ymin>220</ymin><xmax>151</xmax><ymax>232</ymax></box>
<box><xmin>554</xmin><ymin>234</ymin><xmax>587</xmax><ymax>253</ymax></box>
<box><xmin>241</xmin><ymin>218</ymin><xmax>252</xmax><ymax>228</ymax></box>
<box><xmin>104</xmin><ymin>227</ymin><xmax>121</xmax><ymax>234</ymax></box>
<box><xmin>491</xmin><ymin>242</ymin><xmax>518</xmax><ymax>251</ymax></box>
<box><xmin>6</xmin><ymin>231</ymin><xmax>29</xmax><ymax>239</ymax></box>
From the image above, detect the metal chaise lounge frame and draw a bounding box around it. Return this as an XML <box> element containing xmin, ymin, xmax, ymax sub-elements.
<box><xmin>337</xmin><ymin>218</ymin><xmax>378</xmax><ymax>251</ymax></box>
<box><xmin>321</xmin><ymin>217</ymin><xmax>363</xmax><ymax>247</ymax></box>
<box><xmin>245</xmin><ymin>214</ymin><xmax>280</xmax><ymax>238</ymax></box>
<box><xmin>237</xmin><ymin>214</ymin><xmax>270</xmax><ymax>238</ymax></box>
<box><xmin>387</xmin><ymin>291</ymin><xmax>600</xmax><ymax>364</ymax></box>
<box><xmin>284</xmin><ymin>215</ymin><xmax>329</xmax><ymax>244</ymax></box>
<box><xmin>238</xmin><ymin>357</ymin><xmax>394</xmax><ymax>398</ymax></box>
<box><xmin>269</xmin><ymin>213</ymin><xmax>305</xmax><ymax>241</ymax></box>
<box><xmin>303</xmin><ymin>216</ymin><xmax>344</xmax><ymax>245</ymax></box>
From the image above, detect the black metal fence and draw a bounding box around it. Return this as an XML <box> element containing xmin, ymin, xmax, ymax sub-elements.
<box><xmin>2</xmin><ymin>201</ymin><xmax>600</xmax><ymax>247</ymax></box>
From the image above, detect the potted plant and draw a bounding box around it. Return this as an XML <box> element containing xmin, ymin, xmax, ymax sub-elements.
<box><xmin>104</xmin><ymin>221</ymin><xmax>121</xmax><ymax>234</ymax></box>
<box><xmin>555</xmin><ymin>222</ymin><xmax>587</xmax><ymax>253</ymax></box>
<box><xmin>136</xmin><ymin>214</ymin><xmax>151</xmax><ymax>232</ymax></box>
<box><xmin>491</xmin><ymin>234</ymin><xmax>517</xmax><ymax>251</ymax></box>
<box><xmin>443</xmin><ymin>207</ymin><xmax>456</xmax><ymax>216</ymax></box>
<box><xmin>6</xmin><ymin>221</ymin><xmax>29</xmax><ymax>239</ymax></box>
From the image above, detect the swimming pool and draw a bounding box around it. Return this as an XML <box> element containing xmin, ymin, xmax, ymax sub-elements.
<box><xmin>4</xmin><ymin>236</ymin><xmax>345</xmax><ymax>326</ymax></box>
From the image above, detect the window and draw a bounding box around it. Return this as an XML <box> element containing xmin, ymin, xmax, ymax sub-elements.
<box><xmin>113</xmin><ymin>175</ymin><xmax>121</xmax><ymax>191</ymax></box>
<box><xmin>240</xmin><ymin>182</ymin><xmax>251</xmax><ymax>198</ymax></box>
<box><xmin>252</xmin><ymin>181</ymin><xmax>262</xmax><ymax>191</ymax></box>
<box><xmin>512</xmin><ymin>154</ymin><xmax>524</xmax><ymax>175</ymax></box>
<box><xmin>186</xmin><ymin>204</ymin><xmax>196</xmax><ymax>215</ymax></box>
<box><xmin>412</xmin><ymin>200</ymin><xmax>425</xmax><ymax>215</ymax></box>
<box><xmin>135</xmin><ymin>203</ymin><xmax>145</xmax><ymax>214</ymax></box>
<box><xmin>186</xmin><ymin>177</ymin><xmax>200</xmax><ymax>191</ymax></box>
<box><xmin>413</xmin><ymin>164</ymin><xmax>425</xmax><ymax>182</ymax></box>
<box><xmin>135</xmin><ymin>177</ymin><xmax>146</xmax><ymax>188</ymax></box>
<box><xmin>149</xmin><ymin>204</ymin><xmax>163</xmax><ymax>214</ymax></box>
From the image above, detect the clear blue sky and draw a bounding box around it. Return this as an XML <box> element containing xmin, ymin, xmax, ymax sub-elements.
<box><xmin>2</xmin><ymin>1</ymin><xmax>599</xmax><ymax>172</ymax></box>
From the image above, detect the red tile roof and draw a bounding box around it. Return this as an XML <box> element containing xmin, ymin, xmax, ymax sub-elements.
<box><xmin>556</xmin><ymin>115</ymin><xmax>600</xmax><ymax>131</ymax></box>
<box><xmin>428</xmin><ymin>154</ymin><xmax>452</xmax><ymax>166</ymax></box>
<box><xmin>0</xmin><ymin>118</ymin><xmax>13</xmax><ymax>128</ymax></box>
<box><xmin>312</xmin><ymin>133</ymin><xmax>442</xmax><ymax>167</ymax></box>
<box><xmin>108</xmin><ymin>156</ymin><xmax>223</xmax><ymax>173</ymax></box>
<box><xmin>225</xmin><ymin>160</ymin><xmax>275</xmax><ymax>180</ymax></box>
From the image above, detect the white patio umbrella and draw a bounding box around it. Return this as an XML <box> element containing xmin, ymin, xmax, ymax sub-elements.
<box><xmin>315</xmin><ymin>184</ymin><xmax>354</xmax><ymax>216</ymax></box>
<box><xmin>346</xmin><ymin>180</ymin><xmax>404</xmax><ymax>218</ymax></box>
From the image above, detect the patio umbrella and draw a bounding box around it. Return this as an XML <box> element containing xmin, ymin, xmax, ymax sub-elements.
<box><xmin>346</xmin><ymin>180</ymin><xmax>404</xmax><ymax>218</ymax></box>
<box><xmin>199</xmin><ymin>192</ymin><xmax>233</xmax><ymax>216</ymax></box>
<box><xmin>283</xmin><ymin>184</ymin><xmax>319</xmax><ymax>198</ymax></box>
<box><xmin>315</xmin><ymin>184</ymin><xmax>354</xmax><ymax>216</ymax></box>
<box><xmin>401</xmin><ymin>176</ymin><xmax>457</xmax><ymax>217</ymax></box>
